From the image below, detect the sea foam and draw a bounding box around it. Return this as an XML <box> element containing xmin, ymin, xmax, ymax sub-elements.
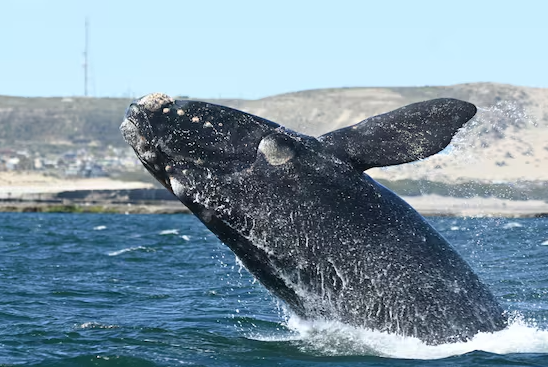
<box><xmin>250</xmin><ymin>314</ymin><xmax>548</xmax><ymax>359</ymax></box>
<box><xmin>107</xmin><ymin>246</ymin><xmax>149</xmax><ymax>256</ymax></box>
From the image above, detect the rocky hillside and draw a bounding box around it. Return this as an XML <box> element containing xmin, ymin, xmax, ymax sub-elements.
<box><xmin>0</xmin><ymin>96</ymin><xmax>131</xmax><ymax>147</ymax></box>
<box><xmin>1</xmin><ymin>83</ymin><xmax>547</xmax><ymax>182</ymax></box>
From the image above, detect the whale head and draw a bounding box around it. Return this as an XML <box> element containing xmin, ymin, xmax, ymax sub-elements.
<box><xmin>120</xmin><ymin>93</ymin><xmax>294</xmax><ymax>199</ymax></box>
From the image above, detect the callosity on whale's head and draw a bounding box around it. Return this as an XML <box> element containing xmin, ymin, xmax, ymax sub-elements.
<box><xmin>121</xmin><ymin>93</ymin><xmax>507</xmax><ymax>345</ymax></box>
<box><xmin>120</xmin><ymin>93</ymin><xmax>298</xmax><ymax>198</ymax></box>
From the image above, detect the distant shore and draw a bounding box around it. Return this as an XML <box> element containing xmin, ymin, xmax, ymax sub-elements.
<box><xmin>403</xmin><ymin>195</ymin><xmax>548</xmax><ymax>218</ymax></box>
<box><xmin>0</xmin><ymin>202</ymin><xmax>190</xmax><ymax>214</ymax></box>
<box><xmin>1</xmin><ymin>194</ymin><xmax>546</xmax><ymax>218</ymax></box>
<box><xmin>1</xmin><ymin>172</ymin><xmax>547</xmax><ymax>217</ymax></box>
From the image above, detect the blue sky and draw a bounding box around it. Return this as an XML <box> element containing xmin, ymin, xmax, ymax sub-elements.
<box><xmin>1</xmin><ymin>0</ymin><xmax>546</xmax><ymax>99</ymax></box>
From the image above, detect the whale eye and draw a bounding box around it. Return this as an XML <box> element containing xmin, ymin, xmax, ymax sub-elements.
<box><xmin>258</xmin><ymin>134</ymin><xmax>296</xmax><ymax>166</ymax></box>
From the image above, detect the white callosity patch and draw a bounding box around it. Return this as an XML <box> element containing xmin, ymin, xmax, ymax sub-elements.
<box><xmin>119</xmin><ymin>119</ymin><xmax>142</xmax><ymax>153</ymax></box>
<box><xmin>169</xmin><ymin>176</ymin><xmax>187</xmax><ymax>199</ymax></box>
<box><xmin>137</xmin><ymin>93</ymin><xmax>174</xmax><ymax>113</ymax></box>
<box><xmin>120</xmin><ymin>117</ymin><xmax>158</xmax><ymax>167</ymax></box>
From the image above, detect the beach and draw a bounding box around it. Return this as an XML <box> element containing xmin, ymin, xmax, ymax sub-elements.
<box><xmin>0</xmin><ymin>172</ymin><xmax>546</xmax><ymax>217</ymax></box>
<box><xmin>0</xmin><ymin>171</ymin><xmax>153</xmax><ymax>195</ymax></box>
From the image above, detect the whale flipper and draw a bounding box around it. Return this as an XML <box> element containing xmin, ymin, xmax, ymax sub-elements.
<box><xmin>318</xmin><ymin>98</ymin><xmax>477</xmax><ymax>171</ymax></box>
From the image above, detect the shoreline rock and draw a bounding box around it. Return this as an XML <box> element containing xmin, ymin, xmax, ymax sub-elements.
<box><xmin>1</xmin><ymin>195</ymin><xmax>546</xmax><ymax>218</ymax></box>
<box><xmin>0</xmin><ymin>174</ymin><xmax>546</xmax><ymax>217</ymax></box>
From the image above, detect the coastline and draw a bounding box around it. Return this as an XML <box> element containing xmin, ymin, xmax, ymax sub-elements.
<box><xmin>1</xmin><ymin>173</ymin><xmax>547</xmax><ymax>217</ymax></box>
<box><xmin>0</xmin><ymin>193</ymin><xmax>546</xmax><ymax>218</ymax></box>
<box><xmin>0</xmin><ymin>201</ymin><xmax>190</xmax><ymax>214</ymax></box>
<box><xmin>403</xmin><ymin>195</ymin><xmax>548</xmax><ymax>218</ymax></box>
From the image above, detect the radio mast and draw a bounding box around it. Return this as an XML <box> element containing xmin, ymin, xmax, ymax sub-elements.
<box><xmin>83</xmin><ymin>17</ymin><xmax>89</xmax><ymax>97</ymax></box>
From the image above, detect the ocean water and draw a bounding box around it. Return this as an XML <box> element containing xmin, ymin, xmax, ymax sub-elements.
<box><xmin>1</xmin><ymin>213</ymin><xmax>548</xmax><ymax>366</ymax></box>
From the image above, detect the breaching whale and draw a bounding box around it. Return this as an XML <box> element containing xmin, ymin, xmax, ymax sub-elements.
<box><xmin>120</xmin><ymin>93</ymin><xmax>507</xmax><ymax>345</ymax></box>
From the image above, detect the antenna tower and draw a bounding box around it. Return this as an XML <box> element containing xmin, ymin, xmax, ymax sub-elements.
<box><xmin>83</xmin><ymin>18</ymin><xmax>89</xmax><ymax>97</ymax></box>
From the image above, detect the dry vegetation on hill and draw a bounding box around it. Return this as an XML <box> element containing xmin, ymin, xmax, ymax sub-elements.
<box><xmin>1</xmin><ymin>83</ymin><xmax>547</xmax><ymax>183</ymax></box>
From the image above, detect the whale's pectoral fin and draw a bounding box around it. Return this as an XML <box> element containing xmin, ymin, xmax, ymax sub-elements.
<box><xmin>318</xmin><ymin>98</ymin><xmax>477</xmax><ymax>171</ymax></box>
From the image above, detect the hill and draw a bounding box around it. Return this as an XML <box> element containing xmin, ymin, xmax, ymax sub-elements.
<box><xmin>1</xmin><ymin>83</ymin><xmax>547</xmax><ymax>183</ymax></box>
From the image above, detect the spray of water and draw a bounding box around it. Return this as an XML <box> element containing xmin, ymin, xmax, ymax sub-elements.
<box><xmin>450</xmin><ymin>100</ymin><xmax>535</xmax><ymax>161</ymax></box>
<box><xmin>247</xmin><ymin>312</ymin><xmax>548</xmax><ymax>360</ymax></box>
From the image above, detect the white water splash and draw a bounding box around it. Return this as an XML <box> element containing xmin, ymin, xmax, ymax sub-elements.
<box><xmin>77</xmin><ymin>322</ymin><xmax>119</xmax><ymax>329</ymax></box>
<box><xmin>93</xmin><ymin>225</ymin><xmax>107</xmax><ymax>231</ymax></box>
<box><xmin>452</xmin><ymin>102</ymin><xmax>534</xmax><ymax>153</ymax></box>
<box><xmin>541</xmin><ymin>240</ymin><xmax>548</xmax><ymax>246</ymax></box>
<box><xmin>159</xmin><ymin>229</ymin><xmax>179</xmax><ymax>235</ymax></box>
<box><xmin>250</xmin><ymin>314</ymin><xmax>548</xmax><ymax>360</ymax></box>
<box><xmin>502</xmin><ymin>222</ymin><xmax>524</xmax><ymax>229</ymax></box>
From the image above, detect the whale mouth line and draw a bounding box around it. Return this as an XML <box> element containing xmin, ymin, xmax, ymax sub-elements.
<box><xmin>121</xmin><ymin>116</ymin><xmax>174</xmax><ymax>194</ymax></box>
<box><xmin>139</xmin><ymin>156</ymin><xmax>174</xmax><ymax>194</ymax></box>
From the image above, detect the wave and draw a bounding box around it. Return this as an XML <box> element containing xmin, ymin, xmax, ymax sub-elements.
<box><xmin>107</xmin><ymin>246</ymin><xmax>150</xmax><ymax>256</ymax></box>
<box><xmin>159</xmin><ymin>229</ymin><xmax>179</xmax><ymax>235</ymax></box>
<box><xmin>158</xmin><ymin>230</ymin><xmax>192</xmax><ymax>241</ymax></box>
<box><xmin>502</xmin><ymin>222</ymin><xmax>524</xmax><ymax>229</ymax></box>
<box><xmin>77</xmin><ymin>321</ymin><xmax>119</xmax><ymax>329</ymax></box>
<box><xmin>25</xmin><ymin>354</ymin><xmax>158</xmax><ymax>367</ymax></box>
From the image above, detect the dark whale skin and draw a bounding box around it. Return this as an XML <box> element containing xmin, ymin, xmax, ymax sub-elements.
<box><xmin>120</xmin><ymin>93</ymin><xmax>507</xmax><ymax>345</ymax></box>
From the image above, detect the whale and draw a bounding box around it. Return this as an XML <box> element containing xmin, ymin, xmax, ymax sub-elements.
<box><xmin>120</xmin><ymin>93</ymin><xmax>507</xmax><ymax>345</ymax></box>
